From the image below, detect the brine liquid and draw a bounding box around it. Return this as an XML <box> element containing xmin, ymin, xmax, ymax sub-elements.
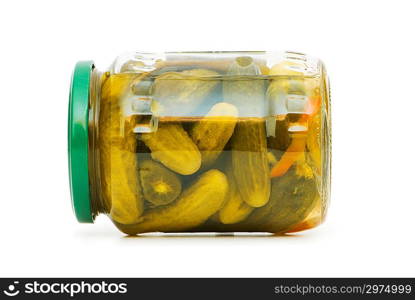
<box><xmin>96</xmin><ymin>63</ymin><xmax>330</xmax><ymax>235</ymax></box>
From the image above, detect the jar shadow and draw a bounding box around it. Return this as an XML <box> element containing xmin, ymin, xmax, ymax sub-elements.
<box><xmin>123</xmin><ymin>232</ymin><xmax>305</xmax><ymax>239</ymax></box>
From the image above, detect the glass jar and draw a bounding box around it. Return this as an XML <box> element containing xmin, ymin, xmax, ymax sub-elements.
<box><xmin>68</xmin><ymin>51</ymin><xmax>331</xmax><ymax>235</ymax></box>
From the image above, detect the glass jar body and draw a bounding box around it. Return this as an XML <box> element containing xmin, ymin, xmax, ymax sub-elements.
<box><xmin>88</xmin><ymin>51</ymin><xmax>331</xmax><ymax>235</ymax></box>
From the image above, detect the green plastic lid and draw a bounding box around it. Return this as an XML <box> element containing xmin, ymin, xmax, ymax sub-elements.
<box><xmin>68</xmin><ymin>61</ymin><xmax>94</xmax><ymax>223</ymax></box>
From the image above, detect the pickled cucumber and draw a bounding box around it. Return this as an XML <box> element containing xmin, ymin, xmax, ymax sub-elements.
<box><xmin>190</xmin><ymin>102</ymin><xmax>238</xmax><ymax>168</ymax></box>
<box><xmin>141</xmin><ymin>123</ymin><xmax>201</xmax><ymax>175</ymax></box>
<box><xmin>241</xmin><ymin>167</ymin><xmax>317</xmax><ymax>233</ymax></box>
<box><xmin>218</xmin><ymin>165</ymin><xmax>253</xmax><ymax>224</ymax></box>
<box><xmin>99</xmin><ymin>73</ymin><xmax>145</xmax><ymax>224</ymax></box>
<box><xmin>151</xmin><ymin>68</ymin><xmax>220</xmax><ymax>116</ymax></box>
<box><xmin>231</xmin><ymin>119</ymin><xmax>271</xmax><ymax>207</ymax></box>
<box><xmin>222</xmin><ymin>57</ymin><xmax>270</xmax><ymax>208</ymax></box>
<box><xmin>268</xmin><ymin>118</ymin><xmax>291</xmax><ymax>153</ymax></box>
<box><xmin>139</xmin><ymin>160</ymin><xmax>182</xmax><ymax>206</ymax></box>
<box><xmin>117</xmin><ymin>169</ymin><xmax>229</xmax><ymax>234</ymax></box>
<box><xmin>267</xmin><ymin>61</ymin><xmax>306</xmax><ymax>94</ymax></box>
<box><xmin>223</xmin><ymin>56</ymin><xmax>266</xmax><ymax>117</ymax></box>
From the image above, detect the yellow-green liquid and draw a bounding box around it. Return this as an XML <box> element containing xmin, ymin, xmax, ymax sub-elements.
<box><xmin>97</xmin><ymin>69</ymin><xmax>329</xmax><ymax>235</ymax></box>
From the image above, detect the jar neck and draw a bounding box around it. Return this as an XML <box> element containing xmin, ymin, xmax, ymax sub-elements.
<box><xmin>88</xmin><ymin>68</ymin><xmax>108</xmax><ymax>218</ymax></box>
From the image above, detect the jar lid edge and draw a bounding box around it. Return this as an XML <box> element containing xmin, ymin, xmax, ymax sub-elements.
<box><xmin>68</xmin><ymin>61</ymin><xmax>94</xmax><ymax>223</ymax></box>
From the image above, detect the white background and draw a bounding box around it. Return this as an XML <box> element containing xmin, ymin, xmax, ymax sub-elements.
<box><xmin>0</xmin><ymin>0</ymin><xmax>414</xmax><ymax>277</ymax></box>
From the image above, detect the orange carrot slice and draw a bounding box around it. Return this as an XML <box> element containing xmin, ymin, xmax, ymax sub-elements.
<box><xmin>308</xmin><ymin>95</ymin><xmax>321</xmax><ymax>115</ymax></box>
<box><xmin>270</xmin><ymin>135</ymin><xmax>306</xmax><ymax>178</ymax></box>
